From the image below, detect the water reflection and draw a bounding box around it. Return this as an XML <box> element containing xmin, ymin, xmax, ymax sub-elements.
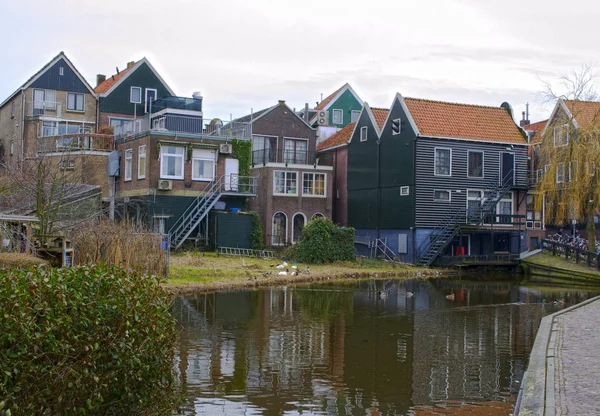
<box><xmin>173</xmin><ymin>279</ymin><xmax>598</xmax><ymax>415</ymax></box>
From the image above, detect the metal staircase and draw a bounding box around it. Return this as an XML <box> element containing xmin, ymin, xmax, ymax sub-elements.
<box><xmin>417</xmin><ymin>173</ymin><xmax>515</xmax><ymax>267</ymax></box>
<box><xmin>169</xmin><ymin>175</ymin><xmax>225</xmax><ymax>249</ymax></box>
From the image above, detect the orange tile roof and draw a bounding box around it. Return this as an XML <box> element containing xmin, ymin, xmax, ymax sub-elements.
<box><xmin>564</xmin><ymin>100</ymin><xmax>600</xmax><ymax>128</ymax></box>
<box><xmin>94</xmin><ymin>62</ymin><xmax>138</xmax><ymax>94</ymax></box>
<box><xmin>371</xmin><ymin>107</ymin><xmax>389</xmax><ymax>130</ymax></box>
<box><xmin>522</xmin><ymin>119</ymin><xmax>548</xmax><ymax>144</ymax></box>
<box><xmin>315</xmin><ymin>84</ymin><xmax>346</xmax><ymax>110</ymax></box>
<box><xmin>316</xmin><ymin>123</ymin><xmax>355</xmax><ymax>151</ymax></box>
<box><xmin>404</xmin><ymin>98</ymin><xmax>527</xmax><ymax>144</ymax></box>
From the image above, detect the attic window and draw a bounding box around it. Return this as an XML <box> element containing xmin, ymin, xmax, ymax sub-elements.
<box><xmin>360</xmin><ymin>126</ymin><xmax>368</xmax><ymax>142</ymax></box>
<box><xmin>130</xmin><ymin>87</ymin><xmax>142</xmax><ymax>104</ymax></box>
<box><xmin>59</xmin><ymin>67</ymin><xmax>64</xmax><ymax>76</ymax></box>
<box><xmin>351</xmin><ymin>110</ymin><xmax>361</xmax><ymax>123</ymax></box>
<box><xmin>392</xmin><ymin>118</ymin><xmax>401</xmax><ymax>135</ymax></box>
<box><xmin>332</xmin><ymin>109</ymin><xmax>343</xmax><ymax>125</ymax></box>
<box><xmin>400</xmin><ymin>186</ymin><xmax>409</xmax><ymax>196</ymax></box>
<box><xmin>553</xmin><ymin>124</ymin><xmax>569</xmax><ymax>147</ymax></box>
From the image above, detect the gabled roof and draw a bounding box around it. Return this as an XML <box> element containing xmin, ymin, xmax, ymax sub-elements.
<box><xmin>0</xmin><ymin>51</ymin><xmax>96</xmax><ymax>108</ymax></box>
<box><xmin>234</xmin><ymin>101</ymin><xmax>315</xmax><ymax>129</ymax></box>
<box><xmin>522</xmin><ymin>119</ymin><xmax>548</xmax><ymax>144</ymax></box>
<box><xmin>371</xmin><ymin>108</ymin><xmax>389</xmax><ymax>131</ymax></box>
<box><xmin>314</xmin><ymin>83</ymin><xmax>363</xmax><ymax>110</ymax></box>
<box><xmin>316</xmin><ymin>122</ymin><xmax>356</xmax><ymax>151</ymax></box>
<box><xmin>403</xmin><ymin>97</ymin><xmax>528</xmax><ymax>144</ymax></box>
<box><xmin>563</xmin><ymin>100</ymin><xmax>600</xmax><ymax>129</ymax></box>
<box><xmin>94</xmin><ymin>57</ymin><xmax>175</xmax><ymax>97</ymax></box>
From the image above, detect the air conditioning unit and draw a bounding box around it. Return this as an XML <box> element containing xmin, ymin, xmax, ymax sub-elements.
<box><xmin>220</xmin><ymin>143</ymin><xmax>232</xmax><ymax>154</ymax></box>
<box><xmin>158</xmin><ymin>179</ymin><xmax>172</xmax><ymax>190</ymax></box>
<box><xmin>316</xmin><ymin>110</ymin><xmax>329</xmax><ymax>126</ymax></box>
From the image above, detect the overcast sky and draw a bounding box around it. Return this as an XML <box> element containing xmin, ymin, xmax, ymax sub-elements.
<box><xmin>2</xmin><ymin>0</ymin><xmax>600</xmax><ymax>123</ymax></box>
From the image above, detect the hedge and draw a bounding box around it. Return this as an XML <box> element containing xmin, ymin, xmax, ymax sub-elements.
<box><xmin>291</xmin><ymin>218</ymin><xmax>355</xmax><ymax>264</ymax></box>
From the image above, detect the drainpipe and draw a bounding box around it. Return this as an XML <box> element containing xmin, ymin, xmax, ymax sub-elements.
<box><xmin>376</xmin><ymin>132</ymin><xmax>381</xmax><ymax>240</ymax></box>
<box><xmin>20</xmin><ymin>90</ymin><xmax>25</xmax><ymax>167</ymax></box>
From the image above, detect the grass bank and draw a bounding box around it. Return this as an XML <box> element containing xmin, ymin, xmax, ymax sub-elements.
<box><xmin>0</xmin><ymin>252</ymin><xmax>49</xmax><ymax>269</ymax></box>
<box><xmin>166</xmin><ymin>252</ymin><xmax>442</xmax><ymax>294</ymax></box>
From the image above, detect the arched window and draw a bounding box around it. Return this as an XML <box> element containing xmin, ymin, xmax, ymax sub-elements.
<box><xmin>312</xmin><ymin>212</ymin><xmax>325</xmax><ymax>220</ymax></box>
<box><xmin>292</xmin><ymin>213</ymin><xmax>307</xmax><ymax>243</ymax></box>
<box><xmin>272</xmin><ymin>212</ymin><xmax>287</xmax><ymax>246</ymax></box>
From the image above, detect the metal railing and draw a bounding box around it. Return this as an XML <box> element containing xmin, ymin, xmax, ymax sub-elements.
<box><xmin>27</xmin><ymin>101</ymin><xmax>63</xmax><ymax>118</ymax></box>
<box><xmin>252</xmin><ymin>148</ymin><xmax>318</xmax><ymax>166</ymax></box>
<box><xmin>37</xmin><ymin>133</ymin><xmax>115</xmax><ymax>153</ymax></box>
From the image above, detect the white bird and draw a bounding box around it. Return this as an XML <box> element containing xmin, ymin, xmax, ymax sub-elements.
<box><xmin>291</xmin><ymin>265</ymin><xmax>298</xmax><ymax>270</ymax></box>
<box><xmin>446</xmin><ymin>293</ymin><xmax>455</xmax><ymax>301</ymax></box>
<box><xmin>282</xmin><ymin>261</ymin><xmax>288</xmax><ymax>267</ymax></box>
<box><xmin>278</xmin><ymin>269</ymin><xmax>289</xmax><ymax>276</ymax></box>
<box><xmin>406</xmin><ymin>292</ymin><xmax>414</xmax><ymax>298</ymax></box>
<box><xmin>276</xmin><ymin>264</ymin><xmax>285</xmax><ymax>269</ymax></box>
<box><xmin>302</xmin><ymin>267</ymin><xmax>310</xmax><ymax>275</ymax></box>
<box><xmin>291</xmin><ymin>271</ymin><xmax>298</xmax><ymax>276</ymax></box>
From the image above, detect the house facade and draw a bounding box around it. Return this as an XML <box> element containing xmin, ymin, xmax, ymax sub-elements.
<box><xmin>244</xmin><ymin>100</ymin><xmax>333</xmax><ymax>246</ymax></box>
<box><xmin>348</xmin><ymin>95</ymin><xmax>529</xmax><ymax>265</ymax></box>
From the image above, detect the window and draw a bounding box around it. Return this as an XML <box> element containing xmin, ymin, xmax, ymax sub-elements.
<box><xmin>42</xmin><ymin>121</ymin><xmax>57</xmax><ymax>137</ymax></box>
<box><xmin>10</xmin><ymin>102</ymin><xmax>15</xmax><ymax>119</ymax></box>
<box><xmin>360</xmin><ymin>126</ymin><xmax>368</xmax><ymax>142</ymax></box>
<box><xmin>33</xmin><ymin>89</ymin><xmax>56</xmax><ymax>113</ymax></box>
<box><xmin>252</xmin><ymin>135</ymin><xmax>277</xmax><ymax>164</ymax></box>
<box><xmin>568</xmin><ymin>160</ymin><xmax>577</xmax><ymax>182</ymax></box>
<box><xmin>67</xmin><ymin>93</ymin><xmax>85</xmax><ymax>112</ymax></box>
<box><xmin>303</xmin><ymin>172</ymin><xmax>326</xmax><ymax>197</ymax></box>
<box><xmin>526</xmin><ymin>194</ymin><xmax>542</xmax><ymax>228</ymax></box>
<box><xmin>467</xmin><ymin>150</ymin><xmax>483</xmax><ymax>178</ymax></box>
<box><xmin>497</xmin><ymin>193</ymin><xmax>513</xmax><ymax>224</ymax></box>
<box><xmin>554</xmin><ymin>124</ymin><xmax>569</xmax><ymax>147</ymax></box>
<box><xmin>292</xmin><ymin>213</ymin><xmax>306</xmax><ymax>243</ymax></box>
<box><xmin>10</xmin><ymin>140</ymin><xmax>14</xmax><ymax>155</ymax></box>
<box><xmin>274</xmin><ymin>171</ymin><xmax>298</xmax><ymax>195</ymax></box>
<box><xmin>587</xmin><ymin>162</ymin><xmax>596</xmax><ymax>176</ymax></box>
<box><xmin>400</xmin><ymin>186</ymin><xmax>409</xmax><ymax>196</ymax></box>
<box><xmin>332</xmin><ymin>109</ymin><xmax>343</xmax><ymax>124</ymax></box>
<box><xmin>392</xmin><ymin>118</ymin><xmax>401</xmax><ymax>135</ymax></box>
<box><xmin>434</xmin><ymin>148</ymin><xmax>451</xmax><ymax>176</ymax></box>
<box><xmin>153</xmin><ymin>216</ymin><xmax>169</xmax><ymax>235</ymax></box>
<box><xmin>160</xmin><ymin>145</ymin><xmax>185</xmax><ymax>179</ymax></box>
<box><xmin>109</xmin><ymin>117</ymin><xmax>132</xmax><ymax>128</ymax></box>
<box><xmin>130</xmin><ymin>86</ymin><xmax>142</xmax><ymax>104</ymax></box>
<box><xmin>284</xmin><ymin>138</ymin><xmax>308</xmax><ymax>164</ymax></box>
<box><xmin>467</xmin><ymin>190</ymin><xmax>512</xmax><ymax>224</ymax></box>
<box><xmin>59</xmin><ymin>66</ymin><xmax>64</xmax><ymax>76</ymax></box>
<box><xmin>191</xmin><ymin>148</ymin><xmax>215</xmax><ymax>181</ymax></box>
<box><xmin>433</xmin><ymin>190</ymin><xmax>451</xmax><ymax>201</ymax></box>
<box><xmin>556</xmin><ymin>163</ymin><xmax>565</xmax><ymax>183</ymax></box>
<box><xmin>145</xmin><ymin>88</ymin><xmax>157</xmax><ymax>113</ymax></box>
<box><xmin>138</xmin><ymin>145</ymin><xmax>146</xmax><ymax>179</ymax></box>
<box><xmin>351</xmin><ymin>110</ymin><xmax>361</xmax><ymax>123</ymax></box>
<box><xmin>124</xmin><ymin>149</ymin><xmax>133</xmax><ymax>181</ymax></box>
<box><xmin>272</xmin><ymin>212</ymin><xmax>287</xmax><ymax>245</ymax></box>
<box><xmin>467</xmin><ymin>190</ymin><xmax>484</xmax><ymax>223</ymax></box>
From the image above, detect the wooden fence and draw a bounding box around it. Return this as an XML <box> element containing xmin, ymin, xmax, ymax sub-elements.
<box><xmin>541</xmin><ymin>239</ymin><xmax>600</xmax><ymax>270</ymax></box>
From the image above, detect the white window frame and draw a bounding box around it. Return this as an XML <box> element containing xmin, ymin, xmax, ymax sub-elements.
<box><xmin>33</xmin><ymin>89</ymin><xmax>56</xmax><ymax>110</ymax></box>
<box><xmin>59</xmin><ymin>66</ymin><xmax>64</xmax><ymax>76</ymax></box>
<box><xmin>553</xmin><ymin>124</ymin><xmax>569</xmax><ymax>147</ymax></box>
<box><xmin>272</xmin><ymin>211</ymin><xmax>288</xmax><ymax>246</ymax></box>
<box><xmin>587</xmin><ymin>161</ymin><xmax>596</xmax><ymax>176</ymax></box>
<box><xmin>400</xmin><ymin>186</ymin><xmax>409</xmax><ymax>196</ymax></box>
<box><xmin>302</xmin><ymin>172</ymin><xmax>326</xmax><ymax>198</ymax></box>
<box><xmin>10</xmin><ymin>102</ymin><xmax>15</xmax><ymax>118</ymax></box>
<box><xmin>433</xmin><ymin>189</ymin><xmax>451</xmax><ymax>202</ymax></box>
<box><xmin>392</xmin><ymin>118</ymin><xmax>402</xmax><ymax>135</ymax></box>
<box><xmin>273</xmin><ymin>170</ymin><xmax>298</xmax><ymax>196</ymax></box>
<box><xmin>130</xmin><ymin>86</ymin><xmax>142</xmax><ymax>104</ymax></box>
<box><xmin>124</xmin><ymin>149</ymin><xmax>133</xmax><ymax>181</ymax></box>
<box><xmin>360</xmin><ymin>126</ymin><xmax>368</xmax><ymax>142</ymax></box>
<box><xmin>66</xmin><ymin>92</ymin><xmax>85</xmax><ymax>112</ymax></box>
<box><xmin>292</xmin><ymin>212</ymin><xmax>307</xmax><ymax>243</ymax></box>
<box><xmin>145</xmin><ymin>88</ymin><xmax>158</xmax><ymax>113</ymax></box>
<box><xmin>467</xmin><ymin>150</ymin><xmax>484</xmax><ymax>178</ymax></box>
<box><xmin>191</xmin><ymin>149</ymin><xmax>216</xmax><ymax>182</ymax></box>
<box><xmin>160</xmin><ymin>145</ymin><xmax>185</xmax><ymax>180</ymax></box>
<box><xmin>332</xmin><ymin>109</ymin><xmax>343</xmax><ymax>125</ymax></box>
<box><xmin>138</xmin><ymin>145</ymin><xmax>146</xmax><ymax>179</ymax></box>
<box><xmin>568</xmin><ymin>160</ymin><xmax>577</xmax><ymax>182</ymax></box>
<box><xmin>283</xmin><ymin>137</ymin><xmax>309</xmax><ymax>165</ymax></box>
<box><xmin>556</xmin><ymin>163</ymin><xmax>565</xmax><ymax>184</ymax></box>
<box><xmin>351</xmin><ymin>110</ymin><xmax>361</xmax><ymax>123</ymax></box>
<box><xmin>434</xmin><ymin>147</ymin><xmax>452</xmax><ymax>177</ymax></box>
<box><xmin>495</xmin><ymin>192</ymin><xmax>514</xmax><ymax>225</ymax></box>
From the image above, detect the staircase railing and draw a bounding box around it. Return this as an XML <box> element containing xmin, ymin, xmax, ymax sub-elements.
<box><xmin>168</xmin><ymin>176</ymin><xmax>225</xmax><ymax>249</ymax></box>
<box><xmin>373</xmin><ymin>238</ymin><xmax>398</xmax><ymax>262</ymax></box>
<box><xmin>417</xmin><ymin>172</ymin><xmax>515</xmax><ymax>266</ymax></box>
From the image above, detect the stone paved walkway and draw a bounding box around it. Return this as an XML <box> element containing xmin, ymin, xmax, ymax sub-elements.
<box><xmin>553</xmin><ymin>300</ymin><xmax>600</xmax><ymax>415</ymax></box>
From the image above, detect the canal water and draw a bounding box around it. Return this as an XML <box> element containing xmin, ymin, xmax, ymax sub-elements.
<box><xmin>173</xmin><ymin>278</ymin><xmax>599</xmax><ymax>415</ymax></box>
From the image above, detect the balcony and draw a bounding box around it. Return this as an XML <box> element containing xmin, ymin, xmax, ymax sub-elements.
<box><xmin>37</xmin><ymin>134</ymin><xmax>115</xmax><ymax>154</ymax></box>
<box><xmin>27</xmin><ymin>101</ymin><xmax>63</xmax><ymax>118</ymax></box>
<box><xmin>150</xmin><ymin>96</ymin><xmax>202</xmax><ymax>112</ymax></box>
<box><xmin>251</xmin><ymin>148</ymin><xmax>318</xmax><ymax>166</ymax></box>
<box><xmin>113</xmin><ymin>113</ymin><xmax>251</xmax><ymax>141</ymax></box>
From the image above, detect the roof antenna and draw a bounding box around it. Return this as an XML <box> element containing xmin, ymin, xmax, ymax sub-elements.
<box><xmin>525</xmin><ymin>102</ymin><xmax>530</xmax><ymax>121</ymax></box>
<box><xmin>116</xmin><ymin>67</ymin><xmax>119</xmax><ymax>75</ymax></box>
<box><xmin>320</xmin><ymin>93</ymin><xmax>323</xmax><ymax>102</ymax></box>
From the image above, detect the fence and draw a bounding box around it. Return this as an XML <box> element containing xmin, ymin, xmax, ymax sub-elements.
<box><xmin>541</xmin><ymin>239</ymin><xmax>600</xmax><ymax>270</ymax></box>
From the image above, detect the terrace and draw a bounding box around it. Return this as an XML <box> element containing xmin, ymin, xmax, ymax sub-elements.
<box><xmin>37</xmin><ymin>133</ymin><xmax>114</xmax><ymax>154</ymax></box>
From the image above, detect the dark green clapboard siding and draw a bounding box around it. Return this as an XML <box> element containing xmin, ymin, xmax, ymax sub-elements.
<box><xmin>210</xmin><ymin>212</ymin><xmax>252</xmax><ymax>249</ymax></box>
<box><xmin>347</xmin><ymin>110</ymin><xmax>379</xmax><ymax>191</ymax></box>
<box><xmin>379</xmin><ymin>187</ymin><xmax>413</xmax><ymax>229</ymax></box>
<box><xmin>99</xmin><ymin>62</ymin><xmax>172</xmax><ymax>115</ymax></box>
<box><xmin>348</xmin><ymin>189</ymin><xmax>378</xmax><ymax>229</ymax></box>
<box><xmin>414</xmin><ymin>138</ymin><xmax>528</xmax><ymax>228</ymax></box>
<box><xmin>145</xmin><ymin>195</ymin><xmax>196</xmax><ymax>231</ymax></box>
<box><xmin>328</xmin><ymin>89</ymin><xmax>363</xmax><ymax>128</ymax></box>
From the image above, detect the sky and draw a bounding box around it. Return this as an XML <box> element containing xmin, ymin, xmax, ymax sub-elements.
<box><xmin>2</xmin><ymin>0</ymin><xmax>600</xmax><ymax>123</ymax></box>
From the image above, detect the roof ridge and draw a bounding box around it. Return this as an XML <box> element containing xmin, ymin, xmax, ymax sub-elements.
<box><xmin>404</xmin><ymin>97</ymin><xmax>504</xmax><ymax>111</ymax></box>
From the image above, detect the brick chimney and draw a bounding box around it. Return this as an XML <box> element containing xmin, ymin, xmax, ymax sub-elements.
<box><xmin>520</xmin><ymin>103</ymin><xmax>530</xmax><ymax>127</ymax></box>
<box><xmin>96</xmin><ymin>74</ymin><xmax>106</xmax><ymax>87</ymax></box>
<box><xmin>127</xmin><ymin>61</ymin><xmax>136</xmax><ymax>69</ymax></box>
<box><xmin>278</xmin><ymin>100</ymin><xmax>286</xmax><ymax>106</ymax></box>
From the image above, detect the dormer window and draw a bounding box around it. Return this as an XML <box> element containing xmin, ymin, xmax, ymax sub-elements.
<box><xmin>554</xmin><ymin>124</ymin><xmax>569</xmax><ymax>147</ymax></box>
<box><xmin>332</xmin><ymin>109</ymin><xmax>343</xmax><ymax>125</ymax></box>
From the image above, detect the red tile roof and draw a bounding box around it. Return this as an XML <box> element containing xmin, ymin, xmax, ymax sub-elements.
<box><xmin>315</xmin><ymin>84</ymin><xmax>346</xmax><ymax>110</ymax></box>
<box><xmin>564</xmin><ymin>100</ymin><xmax>600</xmax><ymax>128</ymax></box>
<box><xmin>404</xmin><ymin>98</ymin><xmax>527</xmax><ymax>144</ymax></box>
<box><xmin>316</xmin><ymin>123</ymin><xmax>355</xmax><ymax>151</ymax></box>
<box><xmin>522</xmin><ymin>119</ymin><xmax>548</xmax><ymax>144</ymax></box>
<box><xmin>94</xmin><ymin>62</ymin><xmax>138</xmax><ymax>94</ymax></box>
<box><xmin>371</xmin><ymin>108</ymin><xmax>389</xmax><ymax>130</ymax></box>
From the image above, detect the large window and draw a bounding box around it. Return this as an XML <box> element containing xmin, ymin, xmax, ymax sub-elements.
<box><xmin>303</xmin><ymin>172</ymin><xmax>326</xmax><ymax>197</ymax></box>
<box><xmin>497</xmin><ymin>193</ymin><xmax>513</xmax><ymax>224</ymax></box>
<box><xmin>67</xmin><ymin>93</ymin><xmax>85</xmax><ymax>112</ymax></box>
<box><xmin>526</xmin><ymin>194</ymin><xmax>543</xmax><ymax>229</ymax></box>
<box><xmin>272</xmin><ymin>212</ymin><xmax>287</xmax><ymax>245</ymax></box>
<box><xmin>284</xmin><ymin>138</ymin><xmax>308</xmax><ymax>164</ymax></box>
<box><xmin>192</xmin><ymin>148</ymin><xmax>215</xmax><ymax>181</ymax></box>
<box><xmin>292</xmin><ymin>213</ymin><xmax>306</xmax><ymax>243</ymax></box>
<box><xmin>554</xmin><ymin>124</ymin><xmax>569</xmax><ymax>147</ymax></box>
<box><xmin>556</xmin><ymin>163</ymin><xmax>565</xmax><ymax>183</ymax></box>
<box><xmin>124</xmin><ymin>149</ymin><xmax>133</xmax><ymax>181</ymax></box>
<box><xmin>33</xmin><ymin>89</ymin><xmax>56</xmax><ymax>114</ymax></box>
<box><xmin>138</xmin><ymin>145</ymin><xmax>146</xmax><ymax>179</ymax></box>
<box><xmin>435</xmin><ymin>148</ymin><xmax>451</xmax><ymax>176</ymax></box>
<box><xmin>252</xmin><ymin>135</ymin><xmax>277</xmax><ymax>164</ymax></box>
<box><xmin>467</xmin><ymin>150</ymin><xmax>483</xmax><ymax>178</ymax></box>
<box><xmin>160</xmin><ymin>145</ymin><xmax>184</xmax><ymax>179</ymax></box>
<box><xmin>467</xmin><ymin>189</ymin><xmax>513</xmax><ymax>224</ymax></box>
<box><xmin>274</xmin><ymin>171</ymin><xmax>297</xmax><ymax>195</ymax></box>
<box><xmin>332</xmin><ymin>109</ymin><xmax>343</xmax><ymax>124</ymax></box>
<box><xmin>130</xmin><ymin>86</ymin><xmax>142</xmax><ymax>104</ymax></box>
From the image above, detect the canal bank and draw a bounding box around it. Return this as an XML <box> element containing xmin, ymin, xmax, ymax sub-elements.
<box><xmin>516</xmin><ymin>295</ymin><xmax>600</xmax><ymax>415</ymax></box>
<box><xmin>520</xmin><ymin>252</ymin><xmax>600</xmax><ymax>287</ymax></box>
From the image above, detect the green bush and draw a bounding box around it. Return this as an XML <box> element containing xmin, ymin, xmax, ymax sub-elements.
<box><xmin>291</xmin><ymin>218</ymin><xmax>355</xmax><ymax>264</ymax></box>
<box><xmin>0</xmin><ymin>265</ymin><xmax>180</xmax><ymax>415</ymax></box>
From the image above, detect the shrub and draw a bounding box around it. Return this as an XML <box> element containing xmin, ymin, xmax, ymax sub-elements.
<box><xmin>0</xmin><ymin>253</ymin><xmax>48</xmax><ymax>269</ymax></box>
<box><xmin>0</xmin><ymin>265</ymin><xmax>180</xmax><ymax>415</ymax></box>
<box><xmin>291</xmin><ymin>218</ymin><xmax>355</xmax><ymax>264</ymax></box>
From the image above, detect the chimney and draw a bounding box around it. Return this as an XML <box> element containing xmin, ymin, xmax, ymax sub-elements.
<box><xmin>127</xmin><ymin>61</ymin><xmax>136</xmax><ymax>69</ymax></box>
<box><xmin>304</xmin><ymin>103</ymin><xmax>309</xmax><ymax>121</ymax></box>
<box><xmin>96</xmin><ymin>74</ymin><xmax>106</xmax><ymax>87</ymax></box>
<box><xmin>278</xmin><ymin>100</ymin><xmax>286</xmax><ymax>106</ymax></box>
<box><xmin>520</xmin><ymin>104</ymin><xmax>531</xmax><ymax>127</ymax></box>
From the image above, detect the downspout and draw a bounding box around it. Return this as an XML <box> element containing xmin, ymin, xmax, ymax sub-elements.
<box><xmin>376</xmin><ymin>131</ymin><xmax>381</xmax><ymax>240</ymax></box>
<box><xmin>412</xmin><ymin>135</ymin><xmax>417</xmax><ymax>264</ymax></box>
<box><xmin>20</xmin><ymin>90</ymin><xmax>26</xmax><ymax>166</ymax></box>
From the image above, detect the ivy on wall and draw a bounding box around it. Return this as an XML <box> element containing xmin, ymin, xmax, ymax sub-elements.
<box><xmin>232</xmin><ymin>139</ymin><xmax>251</xmax><ymax>177</ymax></box>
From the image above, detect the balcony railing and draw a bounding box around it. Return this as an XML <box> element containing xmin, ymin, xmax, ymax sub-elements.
<box><xmin>37</xmin><ymin>134</ymin><xmax>115</xmax><ymax>154</ymax></box>
<box><xmin>251</xmin><ymin>148</ymin><xmax>318</xmax><ymax>166</ymax></box>
<box><xmin>113</xmin><ymin>113</ymin><xmax>251</xmax><ymax>141</ymax></box>
<box><xmin>27</xmin><ymin>101</ymin><xmax>63</xmax><ymax>118</ymax></box>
